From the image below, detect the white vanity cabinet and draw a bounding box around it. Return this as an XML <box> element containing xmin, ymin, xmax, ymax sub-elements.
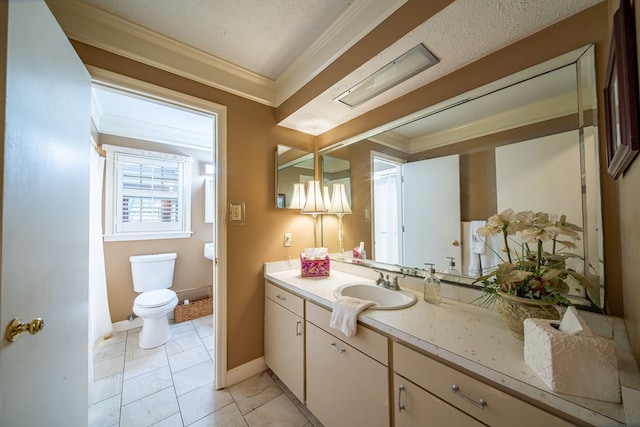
<box><xmin>394</xmin><ymin>373</ymin><xmax>485</xmax><ymax>427</ymax></box>
<box><xmin>305</xmin><ymin>302</ymin><xmax>390</xmax><ymax>427</ymax></box>
<box><xmin>264</xmin><ymin>282</ymin><xmax>304</xmax><ymax>401</ymax></box>
<box><xmin>393</xmin><ymin>343</ymin><xmax>574</xmax><ymax>427</ymax></box>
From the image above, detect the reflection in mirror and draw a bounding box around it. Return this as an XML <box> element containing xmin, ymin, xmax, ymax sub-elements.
<box><xmin>275</xmin><ymin>145</ymin><xmax>313</xmax><ymax>209</ymax></box>
<box><xmin>320</xmin><ymin>155</ymin><xmax>352</xmax><ymax>254</ymax></box>
<box><xmin>321</xmin><ymin>155</ymin><xmax>352</xmax><ymax>206</ymax></box>
<box><xmin>320</xmin><ymin>45</ymin><xmax>604</xmax><ymax>308</ymax></box>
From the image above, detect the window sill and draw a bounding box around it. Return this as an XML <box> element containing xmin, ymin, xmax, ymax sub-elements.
<box><xmin>103</xmin><ymin>231</ymin><xmax>193</xmax><ymax>242</ymax></box>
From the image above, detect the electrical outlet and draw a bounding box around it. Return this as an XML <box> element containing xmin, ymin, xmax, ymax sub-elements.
<box><xmin>284</xmin><ymin>232</ymin><xmax>292</xmax><ymax>247</ymax></box>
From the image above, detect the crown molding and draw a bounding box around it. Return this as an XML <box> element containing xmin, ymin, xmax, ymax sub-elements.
<box><xmin>46</xmin><ymin>0</ymin><xmax>406</xmax><ymax>110</ymax></box>
<box><xmin>46</xmin><ymin>0</ymin><xmax>276</xmax><ymax>106</ymax></box>
<box><xmin>275</xmin><ymin>0</ymin><xmax>407</xmax><ymax>106</ymax></box>
<box><xmin>410</xmin><ymin>91</ymin><xmax>579</xmax><ymax>153</ymax></box>
<box><xmin>367</xmin><ymin>131</ymin><xmax>411</xmax><ymax>154</ymax></box>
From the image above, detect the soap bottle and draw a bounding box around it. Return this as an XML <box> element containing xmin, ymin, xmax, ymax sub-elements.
<box><xmin>423</xmin><ymin>263</ymin><xmax>441</xmax><ymax>304</ymax></box>
<box><xmin>444</xmin><ymin>257</ymin><xmax>460</xmax><ymax>275</ymax></box>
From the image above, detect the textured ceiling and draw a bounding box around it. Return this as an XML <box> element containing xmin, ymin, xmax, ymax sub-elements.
<box><xmin>279</xmin><ymin>0</ymin><xmax>603</xmax><ymax>134</ymax></box>
<box><xmin>79</xmin><ymin>0</ymin><xmax>603</xmax><ymax>136</ymax></box>
<box><xmin>81</xmin><ymin>0</ymin><xmax>354</xmax><ymax>80</ymax></box>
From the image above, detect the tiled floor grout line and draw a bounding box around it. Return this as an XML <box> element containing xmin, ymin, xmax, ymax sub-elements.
<box><xmin>90</xmin><ymin>316</ymin><xmax>320</xmax><ymax>427</ymax></box>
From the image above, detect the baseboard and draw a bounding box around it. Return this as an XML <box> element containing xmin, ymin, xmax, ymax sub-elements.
<box><xmin>112</xmin><ymin>317</ymin><xmax>144</xmax><ymax>333</ymax></box>
<box><xmin>225</xmin><ymin>356</ymin><xmax>267</xmax><ymax>387</ymax></box>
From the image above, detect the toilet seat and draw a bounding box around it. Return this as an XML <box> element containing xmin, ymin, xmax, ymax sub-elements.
<box><xmin>134</xmin><ymin>289</ymin><xmax>177</xmax><ymax>308</ymax></box>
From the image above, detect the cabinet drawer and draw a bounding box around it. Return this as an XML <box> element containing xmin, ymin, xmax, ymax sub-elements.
<box><xmin>265</xmin><ymin>281</ymin><xmax>304</xmax><ymax>316</ymax></box>
<box><xmin>306</xmin><ymin>301</ymin><xmax>388</xmax><ymax>365</ymax></box>
<box><xmin>394</xmin><ymin>374</ymin><xmax>485</xmax><ymax>427</ymax></box>
<box><xmin>393</xmin><ymin>343</ymin><xmax>573</xmax><ymax>427</ymax></box>
<box><xmin>306</xmin><ymin>322</ymin><xmax>389</xmax><ymax>427</ymax></box>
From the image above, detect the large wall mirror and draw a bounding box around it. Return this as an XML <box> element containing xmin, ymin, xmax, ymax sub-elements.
<box><xmin>275</xmin><ymin>145</ymin><xmax>314</xmax><ymax>209</ymax></box>
<box><xmin>320</xmin><ymin>45</ymin><xmax>604</xmax><ymax>308</ymax></box>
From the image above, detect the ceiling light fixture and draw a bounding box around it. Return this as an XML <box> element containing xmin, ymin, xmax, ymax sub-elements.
<box><xmin>335</xmin><ymin>44</ymin><xmax>439</xmax><ymax>108</ymax></box>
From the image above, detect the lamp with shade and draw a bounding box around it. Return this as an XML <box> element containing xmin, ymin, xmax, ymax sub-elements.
<box><xmin>301</xmin><ymin>180</ymin><xmax>328</xmax><ymax>247</ymax></box>
<box><xmin>289</xmin><ymin>183</ymin><xmax>306</xmax><ymax>209</ymax></box>
<box><xmin>323</xmin><ymin>185</ymin><xmax>331</xmax><ymax>210</ymax></box>
<box><xmin>328</xmin><ymin>183</ymin><xmax>352</xmax><ymax>255</ymax></box>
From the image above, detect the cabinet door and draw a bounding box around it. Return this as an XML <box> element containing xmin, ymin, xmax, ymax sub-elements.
<box><xmin>306</xmin><ymin>322</ymin><xmax>389</xmax><ymax>427</ymax></box>
<box><xmin>264</xmin><ymin>298</ymin><xmax>304</xmax><ymax>401</ymax></box>
<box><xmin>394</xmin><ymin>374</ymin><xmax>485</xmax><ymax>427</ymax></box>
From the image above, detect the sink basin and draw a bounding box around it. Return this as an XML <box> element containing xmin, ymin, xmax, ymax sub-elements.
<box><xmin>204</xmin><ymin>242</ymin><xmax>214</xmax><ymax>260</ymax></box>
<box><xmin>334</xmin><ymin>283</ymin><xmax>417</xmax><ymax>310</ymax></box>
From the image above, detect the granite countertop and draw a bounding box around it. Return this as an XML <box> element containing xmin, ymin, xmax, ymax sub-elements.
<box><xmin>264</xmin><ymin>260</ymin><xmax>640</xmax><ymax>426</ymax></box>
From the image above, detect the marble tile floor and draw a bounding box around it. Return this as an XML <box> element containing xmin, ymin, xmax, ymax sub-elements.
<box><xmin>89</xmin><ymin>314</ymin><xmax>322</xmax><ymax>427</ymax></box>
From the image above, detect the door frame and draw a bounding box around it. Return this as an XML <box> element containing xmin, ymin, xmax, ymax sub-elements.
<box><xmin>88</xmin><ymin>66</ymin><xmax>229</xmax><ymax>388</ymax></box>
<box><xmin>370</xmin><ymin>151</ymin><xmax>405</xmax><ymax>264</ymax></box>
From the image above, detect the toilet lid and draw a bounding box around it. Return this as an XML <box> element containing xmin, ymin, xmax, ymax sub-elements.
<box><xmin>135</xmin><ymin>289</ymin><xmax>176</xmax><ymax>308</ymax></box>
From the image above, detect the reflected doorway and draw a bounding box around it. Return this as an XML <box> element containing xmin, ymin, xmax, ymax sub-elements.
<box><xmin>372</xmin><ymin>154</ymin><xmax>404</xmax><ymax>264</ymax></box>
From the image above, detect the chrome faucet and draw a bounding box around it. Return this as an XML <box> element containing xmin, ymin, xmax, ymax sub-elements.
<box><xmin>389</xmin><ymin>276</ymin><xmax>401</xmax><ymax>290</ymax></box>
<box><xmin>375</xmin><ymin>272</ymin><xmax>401</xmax><ymax>290</ymax></box>
<box><xmin>375</xmin><ymin>272</ymin><xmax>387</xmax><ymax>288</ymax></box>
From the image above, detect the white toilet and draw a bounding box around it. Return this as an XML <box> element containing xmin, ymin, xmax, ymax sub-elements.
<box><xmin>130</xmin><ymin>253</ymin><xmax>179</xmax><ymax>349</ymax></box>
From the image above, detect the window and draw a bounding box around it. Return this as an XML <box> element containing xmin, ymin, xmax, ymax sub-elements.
<box><xmin>104</xmin><ymin>144</ymin><xmax>192</xmax><ymax>241</ymax></box>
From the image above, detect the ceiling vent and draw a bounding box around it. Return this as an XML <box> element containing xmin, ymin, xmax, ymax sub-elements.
<box><xmin>335</xmin><ymin>44</ymin><xmax>439</xmax><ymax>108</ymax></box>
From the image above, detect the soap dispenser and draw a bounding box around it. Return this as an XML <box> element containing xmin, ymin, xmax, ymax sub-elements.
<box><xmin>444</xmin><ymin>257</ymin><xmax>460</xmax><ymax>275</ymax></box>
<box><xmin>423</xmin><ymin>263</ymin><xmax>441</xmax><ymax>305</ymax></box>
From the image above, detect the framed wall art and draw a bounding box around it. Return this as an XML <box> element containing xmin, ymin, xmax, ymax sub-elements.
<box><xmin>604</xmin><ymin>0</ymin><xmax>640</xmax><ymax>179</ymax></box>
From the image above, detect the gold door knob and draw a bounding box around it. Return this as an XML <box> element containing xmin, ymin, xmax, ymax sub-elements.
<box><xmin>451</xmin><ymin>240</ymin><xmax>460</xmax><ymax>246</ymax></box>
<box><xmin>6</xmin><ymin>317</ymin><xmax>44</xmax><ymax>342</ymax></box>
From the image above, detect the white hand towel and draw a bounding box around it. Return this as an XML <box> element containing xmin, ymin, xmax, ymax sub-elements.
<box><xmin>481</xmin><ymin>233</ymin><xmax>503</xmax><ymax>275</ymax></box>
<box><xmin>468</xmin><ymin>254</ymin><xmax>481</xmax><ymax>278</ymax></box>
<box><xmin>330</xmin><ymin>296</ymin><xmax>375</xmax><ymax>338</ymax></box>
<box><xmin>470</xmin><ymin>220</ymin><xmax>486</xmax><ymax>255</ymax></box>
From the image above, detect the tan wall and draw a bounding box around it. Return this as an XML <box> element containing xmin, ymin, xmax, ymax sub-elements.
<box><xmin>460</xmin><ymin>150</ymin><xmax>497</xmax><ymax>222</ymax></box>
<box><xmin>99</xmin><ymin>134</ymin><xmax>214</xmax><ymax>322</ymax></box>
<box><xmin>616</xmin><ymin>0</ymin><xmax>640</xmax><ymax>364</ymax></box>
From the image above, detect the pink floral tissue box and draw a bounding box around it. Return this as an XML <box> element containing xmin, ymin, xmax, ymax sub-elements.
<box><xmin>300</xmin><ymin>254</ymin><xmax>330</xmax><ymax>277</ymax></box>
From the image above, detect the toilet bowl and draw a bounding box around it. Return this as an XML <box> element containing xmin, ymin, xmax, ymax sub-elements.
<box><xmin>133</xmin><ymin>289</ymin><xmax>178</xmax><ymax>348</ymax></box>
<box><xmin>130</xmin><ymin>253</ymin><xmax>178</xmax><ymax>349</ymax></box>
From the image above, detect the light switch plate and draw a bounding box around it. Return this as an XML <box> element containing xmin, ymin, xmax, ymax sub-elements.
<box><xmin>284</xmin><ymin>232</ymin><xmax>292</xmax><ymax>247</ymax></box>
<box><xmin>229</xmin><ymin>201</ymin><xmax>245</xmax><ymax>224</ymax></box>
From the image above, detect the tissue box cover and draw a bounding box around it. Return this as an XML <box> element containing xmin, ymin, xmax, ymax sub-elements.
<box><xmin>300</xmin><ymin>255</ymin><xmax>330</xmax><ymax>277</ymax></box>
<box><xmin>523</xmin><ymin>318</ymin><xmax>620</xmax><ymax>403</ymax></box>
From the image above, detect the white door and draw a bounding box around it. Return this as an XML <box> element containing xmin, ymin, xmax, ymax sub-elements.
<box><xmin>402</xmin><ymin>155</ymin><xmax>461</xmax><ymax>271</ymax></box>
<box><xmin>1</xmin><ymin>1</ymin><xmax>91</xmax><ymax>425</ymax></box>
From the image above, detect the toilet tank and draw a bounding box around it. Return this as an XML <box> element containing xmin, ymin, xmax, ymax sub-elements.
<box><xmin>130</xmin><ymin>253</ymin><xmax>177</xmax><ymax>292</ymax></box>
